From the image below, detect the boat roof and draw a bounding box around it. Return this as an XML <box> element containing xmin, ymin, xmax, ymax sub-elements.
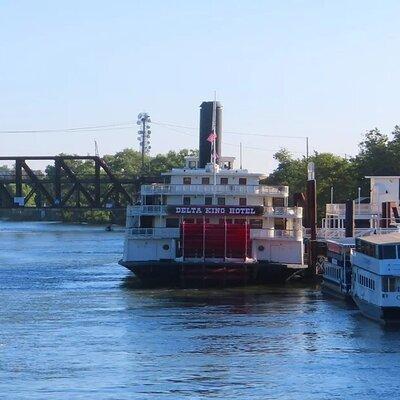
<box><xmin>360</xmin><ymin>232</ymin><xmax>400</xmax><ymax>245</ymax></box>
<box><xmin>327</xmin><ymin>237</ymin><xmax>355</xmax><ymax>247</ymax></box>
<box><xmin>365</xmin><ymin>176</ymin><xmax>400</xmax><ymax>179</ymax></box>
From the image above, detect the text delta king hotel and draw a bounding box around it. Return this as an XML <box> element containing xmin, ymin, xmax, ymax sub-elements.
<box><xmin>170</xmin><ymin>206</ymin><xmax>263</xmax><ymax>216</ymax></box>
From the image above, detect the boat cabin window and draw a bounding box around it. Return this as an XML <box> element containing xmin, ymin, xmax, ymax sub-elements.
<box><xmin>188</xmin><ymin>160</ymin><xmax>197</xmax><ymax>169</ymax></box>
<box><xmin>355</xmin><ymin>239</ymin><xmax>379</xmax><ymax>258</ymax></box>
<box><xmin>166</xmin><ymin>218</ymin><xmax>179</xmax><ymax>228</ymax></box>
<box><xmin>239</xmin><ymin>178</ymin><xmax>247</xmax><ymax>185</ymax></box>
<box><xmin>202</xmin><ymin>177</ymin><xmax>210</xmax><ymax>185</ymax></box>
<box><xmin>220</xmin><ymin>177</ymin><xmax>228</xmax><ymax>185</ymax></box>
<box><xmin>378</xmin><ymin>245</ymin><xmax>397</xmax><ymax>260</ymax></box>
<box><xmin>183</xmin><ymin>177</ymin><xmax>191</xmax><ymax>185</ymax></box>
<box><xmin>183</xmin><ymin>196</ymin><xmax>191</xmax><ymax>205</ymax></box>
<box><xmin>205</xmin><ymin>196</ymin><xmax>212</xmax><ymax>205</ymax></box>
<box><xmin>272</xmin><ymin>197</ymin><xmax>284</xmax><ymax>207</ymax></box>
<box><xmin>382</xmin><ymin>277</ymin><xmax>399</xmax><ymax>292</ymax></box>
<box><xmin>217</xmin><ymin>197</ymin><xmax>225</xmax><ymax>206</ymax></box>
<box><xmin>239</xmin><ymin>197</ymin><xmax>247</xmax><ymax>206</ymax></box>
<box><xmin>250</xmin><ymin>219</ymin><xmax>263</xmax><ymax>229</ymax></box>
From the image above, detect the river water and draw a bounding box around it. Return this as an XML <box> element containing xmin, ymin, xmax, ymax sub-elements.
<box><xmin>1</xmin><ymin>222</ymin><xmax>400</xmax><ymax>399</ymax></box>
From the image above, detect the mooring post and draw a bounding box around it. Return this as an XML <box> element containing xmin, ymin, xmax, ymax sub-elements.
<box><xmin>345</xmin><ymin>199</ymin><xmax>354</xmax><ymax>237</ymax></box>
<box><xmin>306</xmin><ymin>162</ymin><xmax>317</xmax><ymax>277</ymax></box>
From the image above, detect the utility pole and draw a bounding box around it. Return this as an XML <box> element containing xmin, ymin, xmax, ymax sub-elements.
<box><xmin>137</xmin><ymin>113</ymin><xmax>151</xmax><ymax>172</ymax></box>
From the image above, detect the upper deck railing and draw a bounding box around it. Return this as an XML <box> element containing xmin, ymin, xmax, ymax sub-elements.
<box><xmin>141</xmin><ymin>184</ymin><xmax>288</xmax><ymax>196</ymax></box>
<box><xmin>326</xmin><ymin>203</ymin><xmax>379</xmax><ymax>216</ymax></box>
<box><xmin>127</xmin><ymin>227</ymin><xmax>302</xmax><ymax>240</ymax></box>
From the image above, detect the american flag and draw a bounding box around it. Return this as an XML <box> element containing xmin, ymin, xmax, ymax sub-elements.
<box><xmin>206</xmin><ymin>132</ymin><xmax>217</xmax><ymax>142</ymax></box>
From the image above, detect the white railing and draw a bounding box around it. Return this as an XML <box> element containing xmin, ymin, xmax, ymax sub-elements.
<box><xmin>316</xmin><ymin>227</ymin><xmax>398</xmax><ymax>239</ymax></box>
<box><xmin>141</xmin><ymin>184</ymin><xmax>288</xmax><ymax>196</ymax></box>
<box><xmin>128</xmin><ymin>227</ymin><xmax>302</xmax><ymax>240</ymax></box>
<box><xmin>250</xmin><ymin>228</ymin><xmax>303</xmax><ymax>240</ymax></box>
<box><xmin>127</xmin><ymin>227</ymin><xmax>180</xmax><ymax>238</ymax></box>
<box><xmin>264</xmin><ymin>206</ymin><xmax>302</xmax><ymax>218</ymax></box>
<box><xmin>127</xmin><ymin>205</ymin><xmax>167</xmax><ymax>216</ymax></box>
<box><xmin>326</xmin><ymin>203</ymin><xmax>379</xmax><ymax>216</ymax></box>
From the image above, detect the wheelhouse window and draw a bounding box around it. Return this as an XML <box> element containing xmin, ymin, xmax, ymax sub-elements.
<box><xmin>202</xmin><ymin>177</ymin><xmax>210</xmax><ymax>185</ymax></box>
<box><xmin>378</xmin><ymin>245</ymin><xmax>397</xmax><ymax>259</ymax></box>
<box><xmin>217</xmin><ymin>197</ymin><xmax>225</xmax><ymax>206</ymax></box>
<box><xmin>183</xmin><ymin>177</ymin><xmax>191</xmax><ymax>185</ymax></box>
<box><xmin>239</xmin><ymin>178</ymin><xmax>247</xmax><ymax>185</ymax></box>
<box><xmin>220</xmin><ymin>177</ymin><xmax>228</xmax><ymax>185</ymax></box>
<box><xmin>183</xmin><ymin>196</ymin><xmax>191</xmax><ymax>205</ymax></box>
<box><xmin>205</xmin><ymin>196</ymin><xmax>212</xmax><ymax>205</ymax></box>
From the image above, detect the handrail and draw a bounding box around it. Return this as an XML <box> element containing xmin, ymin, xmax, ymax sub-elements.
<box><xmin>141</xmin><ymin>184</ymin><xmax>288</xmax><ymax>196</ymax></box>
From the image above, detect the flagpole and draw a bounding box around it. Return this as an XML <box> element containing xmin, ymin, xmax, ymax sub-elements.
<box><xmin>212</xmin><ymin>91</ymin><xmax>217</xmax><ymax>203</ymax></box>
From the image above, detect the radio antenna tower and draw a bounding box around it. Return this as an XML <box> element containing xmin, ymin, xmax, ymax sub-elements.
<box><xmin>137</xmin><ymin>112</ymin><xmax>151</xmax><ymax>172</ymax></box>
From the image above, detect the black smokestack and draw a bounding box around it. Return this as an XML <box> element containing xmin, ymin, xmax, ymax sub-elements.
<box><xmin>199</xmin><ymin>101</ymin><xmax>222</xmax><ymax>168</ymax></box>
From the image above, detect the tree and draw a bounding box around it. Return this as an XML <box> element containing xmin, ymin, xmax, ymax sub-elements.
<box><xmin>266</xmin><ymin>149</ymin><xmax>356</xmax><ymax>218</ymax></box>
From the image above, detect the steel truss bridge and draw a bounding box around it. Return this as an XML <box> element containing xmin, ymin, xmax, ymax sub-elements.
<box><xmin>0</xmin><ymin>156</ymin><xmax>155</xmax><ymax>210</ymax></box>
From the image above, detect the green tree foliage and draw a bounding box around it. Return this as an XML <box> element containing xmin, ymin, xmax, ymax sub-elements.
<box><xmin>267</xmin><ymin>125</ymin><xmax>400</xmax><ymax>218</ymax></box>
<box><xmin>267</xmin><ymin>150</ymin><xmax>357</xmax><ymax>218</ymax></box>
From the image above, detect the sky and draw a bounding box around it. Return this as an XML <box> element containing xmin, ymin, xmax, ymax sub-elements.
<box><xmin>1</xmin><ymin>0</ymin><xmax>400</xmax><ymax>173</ymax></box>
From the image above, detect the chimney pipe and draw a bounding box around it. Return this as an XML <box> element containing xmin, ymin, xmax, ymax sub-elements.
<box><xmin>199</xmin><ymin>101</ymin><xmax>222</xmax><ymax>168</ymax></box>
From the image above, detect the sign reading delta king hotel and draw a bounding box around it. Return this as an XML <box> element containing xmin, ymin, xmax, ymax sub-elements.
<box><xmin>167</xmin><ymin>205</ymin><xmax>264</xmax><ymax>216</ymax></box>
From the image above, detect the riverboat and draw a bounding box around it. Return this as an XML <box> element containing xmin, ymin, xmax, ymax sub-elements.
<box><xmin>321</xmin><ymin>238</ymin><xmax>354</xmax><ymax>300</ymax></box>
<box><xmin>119</xmin><ymin>101</ymin><xmax>305</xmax><ymax>286</ymax></box>
<box><xmin>321</xmin><ymin>176</ymin><xmax>400</xmax><ymax>239</ymax></box>
<box><xmin>351</xmin><ymin>233</ymin><xmax>400</xmax><ymax>324</ymax></box>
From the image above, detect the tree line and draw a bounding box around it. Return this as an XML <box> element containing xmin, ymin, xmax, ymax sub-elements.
<box><xmin>266</xmin><ymin>126</ymin><xmax>400</xmax><ymax>214</ymax></box>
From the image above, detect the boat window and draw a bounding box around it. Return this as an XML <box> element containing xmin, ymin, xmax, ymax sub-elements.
<box><xmin>378</xmin><ymin>245</ymin><xmax>397</xmax><ymax>259</ymax></box>
<box><xmin>202</xmin><ymin>177</ymin><xmax>210</xmax><ymax>185</ymax></box>
<box><xmin>382</xmin><ymin>277</ymin><xmax>398</xmax><ymax>292</ymax></box>
<box><xmin>205</xmin><ymin>196</ymin><xmax>212</xmax><ymax>205</ymax></box>
<box><xmin>217</xmin><ymin>197</ymin><xmax>225</xmax><ymax>205</ymax></box>
<box><xmin>183</xmin><ymin>177</ymin><xmax>191</xmax><ymax>185</ymax></box>
<box><xmin>272</xmin><ymin>197</ymin><xmax>284</xmax><ymax>207</ymax></box>
<box><xmin>166</xmin><ymin>218</ymin><xmax>179</xmax><ymax>228</ymax></box>
<box><xmin>239</xmin><ymin>197</ymin><xmax>247</xmax><ymax>206</ymax></box>
<box><xmin>220</xmin><ymin>177</ymin><xmax>228</xmax><ymax>185</ymax></box>
<box><xmin>250</xmin><ymin>219</ymin><xmax>263</xmax><ymax>229</ymax></box>
<box><xmin>239</xmin><ymin>178</ymin><xmax>247</xmax><ymax>185</ymax></box>
<box><xmin>183</xmin><ymin>196</ymin><xmax>191</xmax><ymax>205</ymax></box>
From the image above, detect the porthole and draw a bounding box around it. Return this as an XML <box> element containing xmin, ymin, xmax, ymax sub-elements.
<box><xmin>163</xmin><ymin>244</ymin><xmax>170</xmax><ymax>251</ymax></box>
<box><xmin>258</xmin><ymin>245</ymin><xmax>265</xmax><ymax>251</ymax></box>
